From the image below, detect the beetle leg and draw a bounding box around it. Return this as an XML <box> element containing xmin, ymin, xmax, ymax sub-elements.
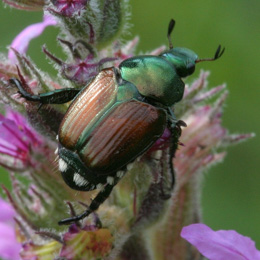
<box><xmin>157</xmin><ymin>119</ymin><xmax>185</xmax><ymax>199</ymax></box>
<box><xmin>58</xmin><ymin>183</ymin><xmax>115</xmax><ymax>225</ymax></box>
<box><xmin>175</xmin><ymin>119</ymin><xmax>187</xmax><ymax>136</ymax></box>
<box><xmin>167</xmin><ymin>107</ymin><xmax>179</xmax><ymax>128</ymax></box>
<box><xmin>146</xmin><ymin>149</ymin><xmax>175</xmax><ymax>200</ymax></box>
<box><xmin>10</xmin><ymin>78</ymin><xmax>80</xmax><ymax>104</ymax></box>
<box><xmin>160</xmin><ymin>147</ymin><xmax>175</xmax><ymax>199</ymax></box>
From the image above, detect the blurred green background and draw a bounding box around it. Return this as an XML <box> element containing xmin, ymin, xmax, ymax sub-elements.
<box><xmin>0</xmin><ymin>0</ymin><xmax>259</xmax><ymax>249</ymax></box>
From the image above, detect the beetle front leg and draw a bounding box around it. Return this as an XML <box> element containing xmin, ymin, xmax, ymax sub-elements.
<box><xmin>155</xmin><ymin>119</ymin><xmax>186</xmax><ymax>199</ymax></box>
<box><xmin>58</xmin><ymin>183</ymin><xmax>115</xmax><ymax>225</ymax></box>
<box><xmin>10</xmin><ymin>78</ymin><xmax>80</xmax><ymax>104</ymax></box>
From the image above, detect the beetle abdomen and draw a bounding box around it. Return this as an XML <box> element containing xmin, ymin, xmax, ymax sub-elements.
<box><xmin>59</xmin><ymin>68</ymin><xmax>118</xmax><ymax>149</ymax></box>
<box><xmin>79</xmin><ymin>100</ymin><xmax>167</xmax><ymax>173</ymax></box>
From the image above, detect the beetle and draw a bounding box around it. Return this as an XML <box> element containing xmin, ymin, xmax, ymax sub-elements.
<box><xmin>10</xmin><ymin>19</ymin><xmax>224</xmax><ymax>225</ymax></box>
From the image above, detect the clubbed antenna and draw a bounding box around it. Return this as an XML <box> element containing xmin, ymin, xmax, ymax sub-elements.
<box><xmin>196</xmin><ymin>45</ymin><xmax>225</xmax><ymax>63</ymax></box>
<box><xmin>167</xmin><ymin>19</ymin><xmax>176</xmax><ymax>49</ymax></box>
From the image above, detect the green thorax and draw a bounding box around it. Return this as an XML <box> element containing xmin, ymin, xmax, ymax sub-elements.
<box><xmin>119</xmin><ymin>55</ymin><xmax>185</xmax><ymax>107</ymax></box>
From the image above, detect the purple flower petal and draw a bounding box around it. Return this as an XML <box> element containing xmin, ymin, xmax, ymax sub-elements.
<box><xmin>181</xmin><ymin>223</ymin><xmax>260</xmax><ymax>260</ymax></box>
<box><xmin>0</xmin><ymin>109</ymin><xmax>43</xmax><ymax>169</ymax></box>
<box><xmin>52</xmin><ymin>0</ymin><xmax>88</xmax><ymax>17</ymax></box>
<box><xmin>0</xmin><ymin>199</ymin><xmax>21</xmax><ymax>260</ymax></box>
<box><xmin>61</xmin><ymin>55</ymin><xmax>117</xmax><ymax>85</ymax></box>
<box><xmin>5</xmin><ymin>109</ymin><xmax>42</xmax><ymax>145</ymax></box>
<box><xmin>0</xmin><ymin>198</ymin><xmax>15</xmax><ymax>222</ymax></box>
<box><xmin>0</xmin><ymin>118</ymin><xmax>29</xmax><ymax>151</ymax></box>
<box><xmin>0</xmin><ymin>223</ymin><xmax>21</xmax><ymax>260</ymax></box>
<box><xmin>8</xmin><ymin>15</ymin><xmax>57</xmax><ymax>62</ymax></box>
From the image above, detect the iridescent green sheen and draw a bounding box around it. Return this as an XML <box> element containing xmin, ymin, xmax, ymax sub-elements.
<box><xmin>116</xmin><ymin>81</ymin><xmax>141</xmax><ymax>102</ymax></box>
<box><xmin>160</xmin><ymin>47</ymin><xmax>198</xmax><ymax>77</ymax></box>
<box><xmin>119</xmin><ymin>55</ymin><xmax>185</xmax><ymax>106</ymax></box>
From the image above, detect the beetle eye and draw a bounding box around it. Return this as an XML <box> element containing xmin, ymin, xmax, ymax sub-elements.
<box><xmin>186</xmin><ymin>63</ymin><xmax>195</xmax><ymax>76</ymax></box>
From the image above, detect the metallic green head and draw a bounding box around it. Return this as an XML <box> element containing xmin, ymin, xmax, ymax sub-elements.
<box><xmin>119</xmin><ymin>19</ymin><xmax>224</xmax><ymax>107</ymax></box>
<box><xmin>162</xmin><ymin>19</ymin><xmax>225</xmax><ymax>78</ymax></box>
<box><xmin>160</xmin><ymin>47</ymin><xmax>198</xmax><ymax>77</ymax></box>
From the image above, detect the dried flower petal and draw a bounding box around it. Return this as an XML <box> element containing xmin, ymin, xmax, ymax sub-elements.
<box><xmin>21</xmin><ymin>240</ymin><xmax>62</xmax><ymax>260</ymax></box>
<box><xmin>60</xmin><ymin>228</ymin><xmax>113</xmax><ymax>259</ymax></box>
<box><xmin>175</xmin><ymin>104</ymin><xmax>227</xmax><ymax>183</ymax></box>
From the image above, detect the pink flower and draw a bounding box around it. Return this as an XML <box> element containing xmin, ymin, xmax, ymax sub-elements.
<box><xmin>51</xmin><ymin>0</ymin><xmax>89</xmax><ymax>17</ymax></box>
<box><xmin>61</xmin><ymin>54</ymin><xmax>117</xmax><ymax>85</ymax></box>
<box><xmin>0</xmin><ymin>198</ymin><xmax>21</xmax><ymax>260</ymax></box>
<box><xmin>43</xmin><ymin>42</ymin><xmax>117</xmax><ymax>86</ymax></box>
<box><xmin>0</xmin><ymin>109</ymin><xmax>42</xmax><ymax>170</ymax></box>
<box><xmin>8</xmin><ymin>15</ymin><xmax>57</xmax><ymax>62</ymax></box>
<box><xmin>181</xmin><ymin>223</ymin><xmax>260</xmax><ymax>260</ymax></box>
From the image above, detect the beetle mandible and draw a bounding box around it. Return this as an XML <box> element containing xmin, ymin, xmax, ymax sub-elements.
<box><xmin>10</xmin><ymin>19</ymin><xmax>224</xmax><ymax>225</ymax></box>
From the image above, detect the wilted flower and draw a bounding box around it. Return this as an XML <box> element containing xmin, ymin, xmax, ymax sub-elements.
<box><xmin>20</xmin><ymin>218</ymin><xmax>113</xmax><ymax>260</ymax></box>
<box><xmin>0</xmin><ymin>1</ymin><xmax>254</xmax><ymax>259</ymax></box>
<box><xmin>60</xmin><ymin>225</ymin><xmax>113</xmax><ymax>259</ymax></box>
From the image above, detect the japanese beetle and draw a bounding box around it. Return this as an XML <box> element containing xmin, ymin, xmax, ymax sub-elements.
<box><xmin>10</xmin><ymin>19</ymin><xmax>224</xmax><ymax>225</ymax></box>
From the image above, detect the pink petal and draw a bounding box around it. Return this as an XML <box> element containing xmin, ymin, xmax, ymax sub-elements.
<box><xmin>0</xmin><ymin>120</ymin><xmax>29</xmax><ymax>151</ymax></box>
<box><xmin>0</xmin><ymin>223</ymin><xmax>21</xmax><ymax>260</ymax></box>
<box><xmin>0</xmin><ymin>139</ymin><xmax>20</xmax><ymax>156</ymax></box>
<box><xmin>8</xmin><ymin>15</ymin><xmax>57</xmax><ymax>62</ymax></box>
<box><xmin>5</xmin><ymin>109</ymin><xmax>42</xmax><ymax>145</ymax></box>
<box><xmin>0</xmin><ymin>110</ymin><xmax>42</xmax><ymax>155</ymax></box>
<box><xmin>0</xmin><ymin>199</ymin><xmax>15</xmax><ymax>222</ymax></box>
<box><xmin>181</xmin><ymin>223</ymin><xmax>260</xmax><ymax>260</ymax></box>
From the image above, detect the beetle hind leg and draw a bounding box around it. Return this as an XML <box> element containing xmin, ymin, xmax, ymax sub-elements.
<box><xmin>58</xmin><ymin>183</ymin><xmax>115</xmax><ymax>225</ymax></box>
<box><xmin>58</xmin><ymin>146</ymin><xmax>120</xmax><ymax>225</ymax></box>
